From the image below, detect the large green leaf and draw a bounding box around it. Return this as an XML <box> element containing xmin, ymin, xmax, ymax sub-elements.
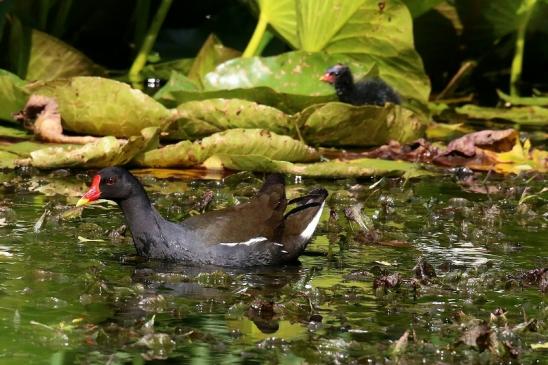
<box><xmin>154</xmin><ymin>69</ymin><xmax>333</xmax><ymax>113</ymax></box>
<box><xmin>26</xmin><ymin>30</ymin><xmax>105</xmax><ymax>81</ymax></box>
<box><xmin>297</xmin><ymin>102</ymin><xmax>426</xmax><ymax>146</ymax></box>
<box><xmin>204</xmin><ymin>51</ymin><xmax>346</xmax><ymax>94</ymax></box>
<box><xmin>456</xmin><ymin>104</ymin><xmax>548</xmax><ymax>126</ymax></box>
<box><xmin>132</xmin><ymin>128</ymin><xmax>319</xmax><ymax>168</ymax></box>
<box><xmin>401</xmin><ymin>0</ymin><xmax>445</xmax><ymax>18</ymax></box>
<box><xmin>248</xmin><ymin>0</ymin><xmax>430</xmax><ymax>101</ymax></box>
<box><xmin>0</xmin><ymin>69</ymin><xmax>29</xmax><ymax>122</ymax></box>
<box><xmin>25</xmin><ymin>127</ymin><xmax>159</xmax><ymax>169</ymax></box>
<box><xmin>203</xmin><ymin>154</ymin><xmax>431</xmax><ymax>178</ymax></box>
<box><xmin>165</xmin><ymin>98</ymin><xmax>292</xmax><ymax>140</ymax></box>
<box><xmin>187</xmin><ymin>34</ymin><xmax>241</xmax><ymax>87</ymax></box>
<box><xmin>28</xmin><ymin>77</ymin><xmax>174</xmax><ymax>137</ymax></box>
<box><xmin>0</xmin><ymin>141</ymin><xmax>57</xmax><ymax>156</ymax></box>
<box><xmin>255</xmin><ymin>0</ymin><xmax>299</xmax><ymax>48</ymax></box>
<box><xmin>205</xmin><ymin>50</ymin><xmax>427</xmax><ymax>105</ymax></box>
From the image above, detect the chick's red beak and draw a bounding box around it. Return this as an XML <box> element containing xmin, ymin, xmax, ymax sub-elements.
<box><xmin>76</xmin><ymin>175</ymin><xmax>101</xmax><ymax>207</ymax></box>
<box><xmin>320</xmin><ymin>72</ymin><xmax>335</xmax><ymax>84</ymax></box>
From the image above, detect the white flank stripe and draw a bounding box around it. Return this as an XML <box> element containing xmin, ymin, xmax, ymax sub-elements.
<box><xmin>219</xmin><ymin>237</ymin><xmax>268</xmax><ymax>247</ymax></box>
<box><xmin>299</xmin><ymin>201</ymin><xmax>325</xmax><ymax>241</ymax></box>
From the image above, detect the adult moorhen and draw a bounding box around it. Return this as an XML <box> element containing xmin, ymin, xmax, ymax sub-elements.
<box><xmin>76</xmin><ymin>167</ymin><xmax>328</xmax><ymax>267</ymax></box>
<box><xmin>321</xmin><ymin>64</ymin><xmax>401</xmax><ymax>106</ymax></box>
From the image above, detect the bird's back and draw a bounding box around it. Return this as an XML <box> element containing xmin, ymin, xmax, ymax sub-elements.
<box><xmin>353</xmin><ymin>77</ymin><xmax>401</xmax><ymax>106</ymax></box>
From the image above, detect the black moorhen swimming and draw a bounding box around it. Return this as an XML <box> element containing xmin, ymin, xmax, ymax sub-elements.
<box><xmin>321</xmin><ymin>64</ymin><xmax>401</xmax><ymax>106</ymax></box>
<box><xmin>76</xmin><ymin>167</ymin><xmax>328</xmax><ymax>267</ymax></box>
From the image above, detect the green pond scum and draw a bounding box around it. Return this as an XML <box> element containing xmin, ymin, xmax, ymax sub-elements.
<box><xmin>0</xmin><ymin>169</ymin><xmax>545</xmax><ymax>364</ymax></box>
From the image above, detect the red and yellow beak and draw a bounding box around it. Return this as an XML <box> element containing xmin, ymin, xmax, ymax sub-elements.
<box><xmin>76</xmin><ymin>175</ymin><xmax>101</xmax><ymax>207</ymax></box>
<box><xmin>320</xmin><ymin>72</ymin><xmax>335</xmax><ymax>84</ymax></box>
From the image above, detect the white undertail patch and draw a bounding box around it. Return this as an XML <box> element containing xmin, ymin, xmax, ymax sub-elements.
<box><xmin>299</xmin><ymin>201</ymin><xmax>325</xmax><ymax>242</ymax></box>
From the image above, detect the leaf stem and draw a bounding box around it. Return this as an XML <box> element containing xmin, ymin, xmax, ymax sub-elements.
<box><xmin>133</xmin><ymin>0</ymin><xmax>151</xmax><ymax>55</ymax></box>
<box><xmin>128</xmin><ymin>0</ymin><xmax>173</xmax><ymax>87</ymax></box>
<box><xmin>243</xmin><ymin>14</ymin><xmax>268</xmax><ymax>58</ymax></box>
<box><xmin>510</xmin><ymin>0</ymin><xmax>536</xmax><ymax>96</ymax></box>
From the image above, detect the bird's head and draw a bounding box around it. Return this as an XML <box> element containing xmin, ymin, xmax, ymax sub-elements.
<box><xmin>77</xmin><ymin>167</ymin><xmax>137</xmax><ymax>206</ymax></box>
<box><xmin>320</xmin><ymin>64</ymin><xmax>351</xmax><ymax>84</ymax></box>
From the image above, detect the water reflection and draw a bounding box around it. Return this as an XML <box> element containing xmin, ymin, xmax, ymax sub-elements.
<box><xmin>414</xmin><ymin>238</ymin><xmax>497</xmax><ymax>266</ymax></box>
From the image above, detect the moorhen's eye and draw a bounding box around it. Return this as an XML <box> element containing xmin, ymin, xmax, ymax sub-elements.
<box><xmin>105</xmin><ymin>177</ymin><xmax>116</xmax><ymax>185</ymax></box>
<box><xmin>329</xmin><ymin>71</ymin><xmax>335</xmax><ymax>76</ymax></box>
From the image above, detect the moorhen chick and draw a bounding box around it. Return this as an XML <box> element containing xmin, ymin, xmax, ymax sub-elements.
<box><xmin>321</xmin><ymin>64</ymin><xmax>401</xmax><ymax>106</ymax></box>
<box><xmin>76</xmin><ymin>167</ymin><xmax>328</xmax><ymax>267</ymax></box>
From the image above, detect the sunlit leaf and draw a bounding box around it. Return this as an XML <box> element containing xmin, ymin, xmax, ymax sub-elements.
<box><xmin>296</xmin><ymin>102</ymin><xmax>426</xmax><ymax>146</ymax></box>
<box><xmin>0</xmin><ymin>141</ymin><xmax>65</xmax><ymax>156</ymax></box>
<box><xmin>255</xmin><ymin>0</ymin><xmax>299</xmax><ymax>48</ymax></box>
<box><xmin>187</xmin><ymin>34</ymin><xmax>241</xmax><ymax>87</ymax></box>
<box><xmin>203</xmin><ymin>153</ymin><xmax>432</xmax><ymax>178</ymax></box>
<box><xmin>25</xmin><ymin>127</ymin><xmax>159</xmax><ymax>169</ymax></box>
<box><xmin>250</xmin><ymin>0</ymin><xmax>430</xmax><ymax>101</ymax></box>
<box><xmin>133</xmin><ymin>128</ymin><xmax>319</xmax><ymax>168</ymax></box>
<box><xmin>165</xmin><ymin>98</ymin><xmax>292</xmax><ymax>140</ymax></box>
<box><xmin>155</xmin><ymin>70</ymin><xmax>333</xmax><ymax>113</ymax></box>
<box><xmin>491</xmin><ymin>138</ymin><xmax>547</xmax><ymax>174</ymax></box>
<box><xmin>28</xmin><ymin>77</ymin><xmax>174</xmax><ymax>137</ymax></box>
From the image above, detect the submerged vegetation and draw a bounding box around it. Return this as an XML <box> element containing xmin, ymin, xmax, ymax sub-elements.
<box><xmin>0</xmin><ymin>0</ymin><xmax>546</xmax><ymax>363</ymax></box>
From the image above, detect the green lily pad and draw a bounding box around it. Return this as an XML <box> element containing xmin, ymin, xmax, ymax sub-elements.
<box><xmin>28</xmin><ymin>77</ymin><xmax>175</xmax><ymax>137</ymax></box>
<box><xmin>456</xmin><ymin>104</ymin><xmax>548</xmax><ymax>126</ymax></box>
<box><xmin>203</xmin><ymin>154</ymin><xmax>432</xmax><ymax>178</ymax></box>
<box><xmin>25</xmin><ymin>127</ymin><xmax>159</xmax><ymax>169</ymax></box>
<box><xmin>132</xmin><ymin>128</ymin><xmax>319</xmax><ymax>168</ymax></box>
<box><xmin>0</xmin><ymin>69</ymin><xmax>28</xmax><ymax>122</ymax></box>
<box><xmin>249</xmin><ymin>1</ymin><xmax>430</xmax><ymax>102</ymax></box>
<box><xmin>187</xmin><ymin>34</ymin><xmax>241</xmax><ymax>87</ymax></box>
<box><xmin>155</xmin><ymin>69</ymin><xmax>334</xmax><ymax>113</ymax></box>
<box><xmin>296</xmin><ymin>102</ymin><xmax>426</xmax><ymax>146</ymax></box>
<box><xmin>165</xmin><ymin>98</ymin><xmax>293</xmax><ymax>140</ymax></box>
<box><xmin>26</xmin><ymin>30</ymin><xmax>105</xmax><ymax>81</ymax></box>
<box><xmin>0</xmin><ymin>141</ymin><xmax>65</xmax><ymax>157</ymax></box>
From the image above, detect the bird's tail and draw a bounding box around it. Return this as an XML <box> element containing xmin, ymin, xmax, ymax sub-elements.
<box><xmin>281</xmin><ymin>188</ymin><xmax>328</xmax><ymax>261</ymax></box>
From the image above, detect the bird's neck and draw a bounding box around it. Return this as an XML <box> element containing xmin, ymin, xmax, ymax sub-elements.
<box><xmin>334</xmin><ymin>75</ymin><xmax>356</xmax><ymax>100</ymax></box>
<box><xmin>118</xmin><ymin>192</ymin><xmax>170</xmax><ymax>257</ymax></box>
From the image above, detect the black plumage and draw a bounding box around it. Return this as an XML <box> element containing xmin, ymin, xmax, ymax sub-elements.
<box><xmin>321</xmin><ymin>64</ymin><xmax>401</xmax><ymax>106</ymax></box>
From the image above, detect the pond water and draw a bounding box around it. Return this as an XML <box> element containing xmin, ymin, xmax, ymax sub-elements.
<box><xmin>0</xmin><ymin>169</ymin><xmax>546</xmax><ymax>364</ymax></box>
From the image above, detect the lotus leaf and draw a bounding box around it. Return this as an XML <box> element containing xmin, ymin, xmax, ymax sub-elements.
<box><xmin>28</xmin><ymin>77</ymin><xmax>175</xmax><ymax>137</ymax></box>
<box><xmin>26</xmin><ymin>30</ymin><xmax>105</xmax><ymax>81</ymax></box>
<box><xmin>133</xmin><ymin>128</ymin><xmax>319</xmax><ymax>167</ymax></box>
